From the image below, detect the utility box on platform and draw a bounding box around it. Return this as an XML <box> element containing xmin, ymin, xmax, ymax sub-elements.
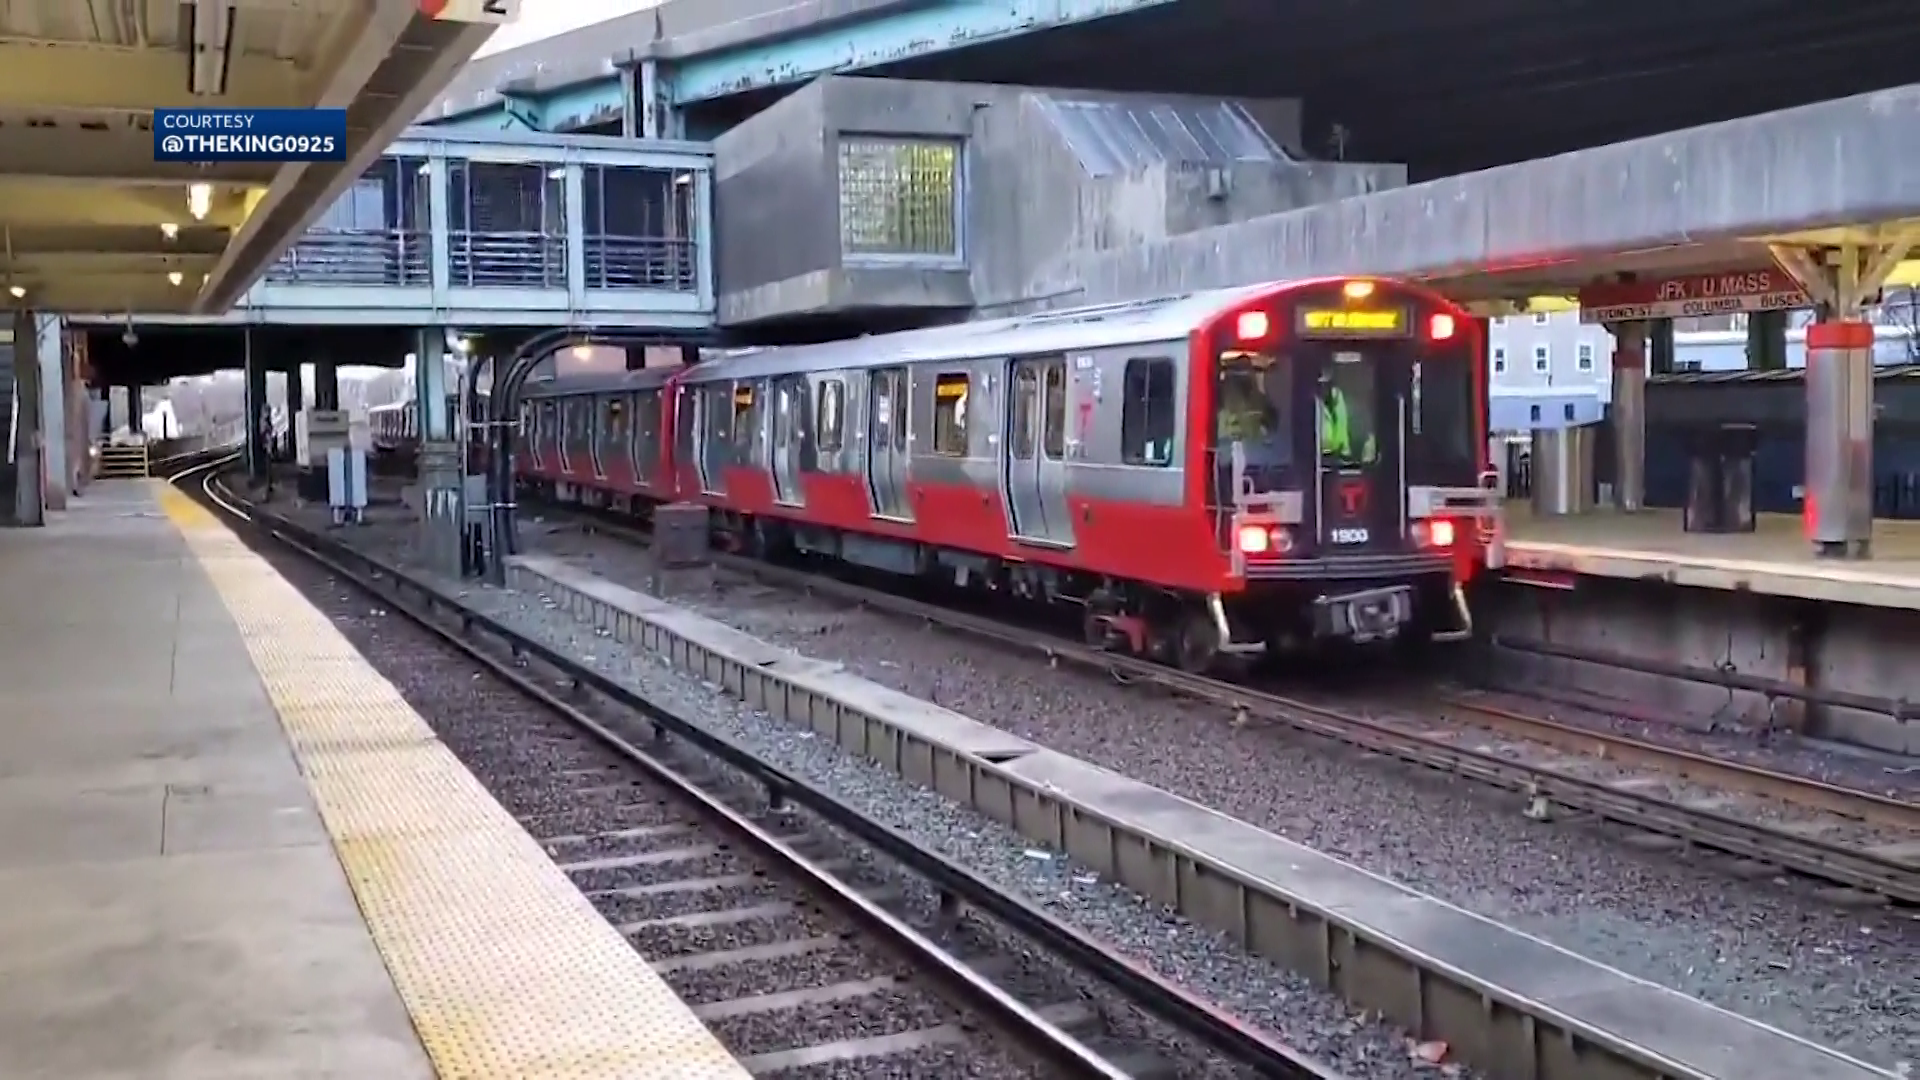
<box><xmin>653</xmin><ymin>503</ymin><xmax>710</xmax><ymax>568</ymax></box>
<box><xmin>1683</xmin><ymin>424</ymin><xmax>1758</xmax><ymax>534</ymax></box>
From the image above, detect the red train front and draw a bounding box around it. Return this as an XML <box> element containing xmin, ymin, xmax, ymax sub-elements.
<box><xmin>513</xmin><ymin>277</ymin><xmax>1502</xmax><ymax>671</ymax></box>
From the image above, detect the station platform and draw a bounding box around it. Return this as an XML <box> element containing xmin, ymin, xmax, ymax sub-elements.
<box><xmin>1503</xmin><ymin>507</ymin><xmax>1920</xmax><ymax>610</ymax></box>
<box><xmin>0</xmin><ymin>480</ymin><xmax>750</xmax><ymax>1080</ymax></box>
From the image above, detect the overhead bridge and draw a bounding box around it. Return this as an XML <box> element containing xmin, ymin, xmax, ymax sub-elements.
<box><xmin>78</xmin><ymin>129</ymin><xmax>716</xmax><ymax>331</ymax></box>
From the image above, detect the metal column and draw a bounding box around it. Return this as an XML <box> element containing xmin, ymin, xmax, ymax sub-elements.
<box><xmin>415</xmin><ymin>327</ymin><xmax>462</xmax><ymax>576</ymax></box>
<box><xmin>244</xmin><ymin>329</ymin><xmax>269</xmax><ymax>482</ymax></box>
<box><xmin>314</xmin><ymin>360</ymin><xmax>339</xmax><ymax>411</ymax></box>
<box><xmin>127</xmin><ymin>384</ymin><xmax>142</xmax><ymax>436</ymax></box>
<box><xmin>1804</xmin><ymin>320</ymin><xmax>1874</xmax><ymax>557</ymax></box>
<box><xmin>9</xmin><ymin>309</ymin><xmax>44</xmax><ymax>526</ymax></box>
<box><xmin>1607</xmin><ymin>321</ymin><xmax>1648</xmax><ymax>512</ymax></box>
<box><xmin>35</xmin><ymin>315</ymin><xmax>66</xmax><ymax>510</ymax></box>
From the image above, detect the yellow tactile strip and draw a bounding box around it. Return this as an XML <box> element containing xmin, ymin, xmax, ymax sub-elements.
<box><xmin>157</xmin><ymin>484</ymin><xmax>751</xmax><ymax>1080</ymax></box>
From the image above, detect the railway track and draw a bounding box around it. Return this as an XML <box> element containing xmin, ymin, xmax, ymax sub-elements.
<box><xmin>552</xmin><ymin>508</ymin><xmax>1920</xmax><ymax>907</ymax></box>
<box><xmin>183</xmin><ymin>458</ymin><xmax>1346</xmax><ymax>1080</ymax></box>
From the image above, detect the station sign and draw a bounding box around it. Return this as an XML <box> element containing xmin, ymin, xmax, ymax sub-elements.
<box><xmin>418</xmin><ymin>0</ymin><xmax>521</xmax><ymax>24</ymax></box>
<box><xmin>1577</xmin><ymin>268</ymin><xmax>1810</xmax><ymax>324</ymax></box>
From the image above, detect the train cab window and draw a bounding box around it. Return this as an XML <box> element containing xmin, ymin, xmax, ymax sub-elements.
<box><xmin>1216</xmin><ymin>349</ymin><xmax>1291</xmax><ymax>468</ymax></box>
<box><xmin>1121</xmin><ymin>358</ymin><xmax>1177</xmax><ymax>466</ymax></box>
<box><xmin>1042</xmin><ymin>363</ymin><xmax>1066</xmax><ymax>459</ymax></box>
<box><xmin>932</xmin><ymin>373</ymin><xmax>969</xmax><ymax>456</ymax></box>
<box><xmin>816</xmin><ymin>380</ymin><xmax>845</xmax><ymax>452</ymax></box>
<box><xmin>1409</xmin><ymin>355</ymin><xmax>1478</xmax><ymax>474</ymax></box>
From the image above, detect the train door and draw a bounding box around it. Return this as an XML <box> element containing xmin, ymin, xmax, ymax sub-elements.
<box><xmin>557</xmin><ymin>400</ymin><xmax>573</xmax><ymax>475</ymax></box>
<box><xmin>589</xmin><ymin>396</ymin><xmax>609</xmax><ymax>479</ymax></box>
<box><xmin>695</xmin><ymin>387</ymin><xmax>727</xmax><ymax>496</ymax></box>
<box><xmin>865</xmin><ymin>367</ymin><xmax>913</xmax><ymax>521</ymax></box>
<box><xmin>1002</xmin><ymin>356</ymin><xmax>1076</xmax><ymax>548</ymax></box>
<box><xmin>770</xmin><ymin>375</ymin><xmax>807</xmax><ymax>506</ymax></box>
<box><xmin>1303</xmin><ymin>346</ymin><xmax>1405</xmax><ymax>554</ymax></box>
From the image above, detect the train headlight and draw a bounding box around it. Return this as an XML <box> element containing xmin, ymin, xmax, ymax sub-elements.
<box><xmin>1414</xmin><ymin>518</ymin><xmax>1457</xmax><ymax>548</ymax></box>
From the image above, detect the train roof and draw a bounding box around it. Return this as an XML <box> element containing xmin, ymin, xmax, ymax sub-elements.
<box><xmin>677</xmin><ymin>278</ymin><xmax>1433</xmax><ymax>385</ymax></box>
<box><xmin>519</xmin><ymin>365</ymin><xmax>686</xmax><ymax>398</ymax></box>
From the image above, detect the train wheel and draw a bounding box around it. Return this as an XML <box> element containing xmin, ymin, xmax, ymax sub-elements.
<box><xmin>1170</xmin><ymin>610</ymin><xmax>1220</xmax><ymax>674</ymax></box>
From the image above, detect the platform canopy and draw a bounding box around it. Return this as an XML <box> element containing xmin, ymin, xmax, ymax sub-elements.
<box><xmin>0</xmin><ymin>0</ymin><xmax>498</xmax><ymax>317</ymax></box>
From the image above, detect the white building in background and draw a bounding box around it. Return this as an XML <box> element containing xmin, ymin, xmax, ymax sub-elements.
<box><xmin>1488</xmin><ymin>292</ymin><xmax>1920</xmax><ymax>432</ymax></box>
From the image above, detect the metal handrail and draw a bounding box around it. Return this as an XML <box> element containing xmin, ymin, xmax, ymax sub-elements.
<box><xmin>584</xmin><ymin>234</ymin><xmax>698</xmax><ymax>292</ymax></box>
<box><xmin>448</xmin><ymin>230</ymin><xmax>567</xmax><ymax>289</ymax></box>
<box><xmin>265</xmin><ymin>229</ymin><xmax>431</xmax><ymax>287</ymax></box>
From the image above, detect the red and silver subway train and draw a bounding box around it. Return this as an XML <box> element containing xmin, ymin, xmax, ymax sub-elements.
<box><xmin>514</xmin><ymin>278</ymin><xmax>1504</xmax><ymax>670</ymax></box>
<box><xmin>370</xmin><ymin>392</ymin><xmax>485</xmax><ymax>455</ymax></box>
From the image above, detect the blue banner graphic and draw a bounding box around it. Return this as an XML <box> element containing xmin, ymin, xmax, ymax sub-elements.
<box><xmin>153</xmin><ymin>108</ymin><xmax>348</xmax><ymax>163</ymax></box>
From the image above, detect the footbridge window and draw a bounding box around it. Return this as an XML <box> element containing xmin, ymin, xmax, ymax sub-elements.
<box><xmin>269</xmin><ymin>156</ymin><xmax>430</xmax><ymax>287</ymax></box>
<box><xmin>447</xmin><ymin>161</ymin><xmax>568</xmax><ymax>289</ymax></box>
<box><xmin>582</xmin><ymin>165</ymin><xmax>698</xmax><ymax>292</ymax></box>
<box><xmin>837</xmin><ymin>137</ymin><xmax>960</xmax><ymax>260</ymax></box>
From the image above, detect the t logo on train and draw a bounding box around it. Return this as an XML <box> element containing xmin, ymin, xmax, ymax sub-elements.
<box><xmin>487</xmin><ymin>277</ymin><xmax>1504</xmax><ymax>673</ymax></box>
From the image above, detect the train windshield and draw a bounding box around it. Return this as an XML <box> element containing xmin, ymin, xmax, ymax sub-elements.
<box><xmin>1216</xmin><ymin>349</ymin><xmax>1292</xmax><ymax>471</ymax></box>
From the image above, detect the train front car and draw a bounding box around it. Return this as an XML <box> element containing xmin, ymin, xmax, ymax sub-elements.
<box><xmin>1204</xmin><ymin>278</ymin><xmax>1499</xmax><ymax>655</ymax></box>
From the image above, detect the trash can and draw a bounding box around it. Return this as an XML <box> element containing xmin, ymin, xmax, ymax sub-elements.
<box><xmin>1682</xmin><ymin>423</ymin><xmax>1758</xmax><ymax>534</ymax></box>
<box><xmin>1530</xmin><ymin>425</ymin><xmax>1597</xmax><ymax>517</ymax></box>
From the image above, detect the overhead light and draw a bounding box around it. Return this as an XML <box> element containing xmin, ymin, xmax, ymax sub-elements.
<box><xmin>187</xmin><ymin>0</ymin><xmax>236</xmax><ymax>96</ymax></box>
<box><xmin>187</xmin><ymin>183</ymin><xmax>212</xmax><ymax>221</ymax></box>
<box><xmin>673</xmin><ymin>173</ymin><xmax>693</xmax><ymax>186</ymax></box>
<box><xmin>201</xmin><ymin>272</ymin><xmax>209</xmax><ymax>286</ymax></box>
<box><xmin>168</xmin><ymin>271</ymin><xmax>184</xmax><ymax>287</ymax></box>
<box><xmin>547</xmin><ymin>168</ymin><xmax>565</xmax><ymax>180</ymax></box>
<box><xmin>160</xmin><ymin>222</ymin><xmax>179</xmax><ymax>241</ymax></box>
<box><xmin>7</xmin><ymin>285</ymin><xmax>23</xmax><ymax>299</ymax></box>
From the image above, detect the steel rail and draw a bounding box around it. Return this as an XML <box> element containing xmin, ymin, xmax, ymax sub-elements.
<box><xmin>192</xmin><ymin>468</ymin><xmax>1349</xmax><ymax>1080</ymax></box>
<box><xmin>559</xmin><ymin>512</ymin><xmax>1918</xmax><ymax>905</ymax></box>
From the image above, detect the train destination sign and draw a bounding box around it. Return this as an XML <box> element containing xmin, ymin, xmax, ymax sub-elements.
<box><xmin>1297</xmin><ymin>307</ymin><xmax>1408</xmax><ymax>336</ymax></box>
<box><xmin>1577</xmin><ymin>269</ymin><xmax>1812</xmax><ymax>324</ymax></box>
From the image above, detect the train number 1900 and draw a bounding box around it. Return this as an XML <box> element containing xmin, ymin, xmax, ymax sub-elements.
<box><xmin>1330</xmin><ymin>527</ymin><xmax>1370</xmax><ymax>545</ymax></box>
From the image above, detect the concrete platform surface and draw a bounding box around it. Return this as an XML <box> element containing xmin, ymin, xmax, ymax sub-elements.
<box><xmin>0</xmin><ymin>481</ymin><xmax>752</xmax><ymax>1080</ymax></box>
<box><xmin>1505</xmin><ymin>508</ymin><xmax>1920</xmax><ymax>608</ymax></box>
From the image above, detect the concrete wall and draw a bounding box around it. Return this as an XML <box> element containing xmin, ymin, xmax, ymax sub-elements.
<box><xmin>1480</xmin><ymin>580</ymin><xmax>1920</xmax><ymax>756</ymax></box>
<box><xmin>713</xmin><ymin>76</ymin><xmax>1404</xmax><ymax>326</ymax></box>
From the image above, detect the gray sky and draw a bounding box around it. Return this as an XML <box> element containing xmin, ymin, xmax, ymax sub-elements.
<box><xmin>477</xmin><ymin>0</ymin><xmax>661</xmax><ymax>57</ymax></box>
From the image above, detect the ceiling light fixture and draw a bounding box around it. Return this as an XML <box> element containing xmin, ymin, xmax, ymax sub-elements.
<box><xmin>187</xmin><ymin>183</ymin><xmax>212</xmax><ymax>221</ymax></box>
<box><xmin>168</xmin><ymin>271</ymin><xmax>185</xmax><ymax>286</ymax></box>
<box><xmin>160</xmin><ymin>222</ymin><xmax>179</xmax><ymax>241</ymax></box>
<box><xmin>8</xmin><ymin>285</ymin><xmax>23</xmax><ymax>299</ymax></box>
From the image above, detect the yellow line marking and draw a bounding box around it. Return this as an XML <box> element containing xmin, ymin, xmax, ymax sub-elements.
<box><xmin>157</xmin><ymin>484</ymin><xmax>749</xmax><ymax>1079</ymax></box>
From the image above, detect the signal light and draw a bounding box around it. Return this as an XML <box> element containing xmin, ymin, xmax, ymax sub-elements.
<box><xmin>1237</xmin><ymin>524</ymin><xmax>1294</xmax><ymax>555</ymax></box>
<box><xmin>1413</xmin><ymin>518</ymin><xmax>1457</xmax><ymax>548</ymax></box>
<box><xmin>1428</xmin><ymin>313</ymin><xmax>1457</xmax><ymax>341</ymax></box>
<box><xmin>1342</xmin><ymin>280</ymin><xmax>1375</xmax><ymax>299</ymax></box>
<box><xmin>1236</xmin><ymin>310</ymin><xmax>1271</xmax><ymax>341</ymax></box>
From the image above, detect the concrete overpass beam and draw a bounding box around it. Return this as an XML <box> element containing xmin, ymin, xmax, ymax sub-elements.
<box><xmin>1770</xmin><ymin>234</ymin><xmax>1920</xmax><ymax>558</ymax></box>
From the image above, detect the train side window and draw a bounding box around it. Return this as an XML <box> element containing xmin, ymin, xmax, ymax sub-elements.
<box><xmin>732</xmin><ymin>383</ymin><xmax>756</xmax><ymax>455</ymax></box>
<box><xmin>932</xmin><ymin>373</ymin><xmax>969</xmax><ymax>456</ymax></box>
<box><xmin>1042</xmin><ymin>362</ymin><xmax>1066</xmax><ymax>459</ymax></box>
<box><xmin>816</xmin><ymin>380</ymin><xmax>845</xmax><ymax>452</ymax></box>
<box><xmin>1121</xmin><ymin>357</ymin><xmax>1177</xmax><ymax>466</ymax></box>
<box><xmin>1011</xmin><ymin>366</ymin><xmax>1038</xmax><ymax>460</ymax></box>
<box><xmin>893</xmin><ymin>370</ymin><xmax>909</xmax><ymax>452</ymax></box>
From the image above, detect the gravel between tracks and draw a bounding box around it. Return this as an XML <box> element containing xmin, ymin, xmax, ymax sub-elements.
<box><xmin>471</xmin><ymin>517</ymin><xmax>1920</xmax><ymax>1072</ymax></box>
<box><xmin>240</xmin><ymin>523</ymin><xmax>1051</xmax><ymax>1079</ymax></box>
<box><xmin>262</xmin><ymin>501</ymin><xmax>1489</xmax><ymax>1080</ymax></box>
